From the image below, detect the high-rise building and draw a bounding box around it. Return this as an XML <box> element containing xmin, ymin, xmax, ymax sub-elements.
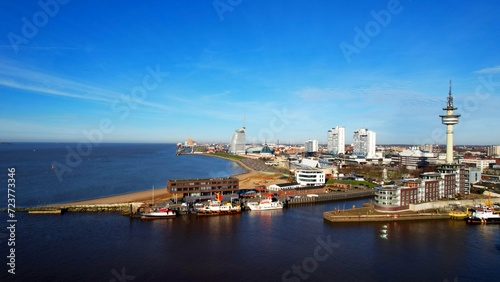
<box><xmin>352</xmin><ymin>128</ymin><xmax>376</xmax><ymax>158</ymax></box>
<box><xmin>229</xmin><ymin>127</ymin><xmax>246</xmax><ymax>154</ymax></box>
<box><xmin>327</xmin><ymin>126</ymin><xmax>345</xmax><ymax>155</ymax></box>
<box><xmin>304</xmin><ymin>140</ymin><xmax>318</xmax><ymax>153</ymax></box>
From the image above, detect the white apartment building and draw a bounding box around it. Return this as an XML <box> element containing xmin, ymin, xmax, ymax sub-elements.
<box><xmin>327</xmin><ymin>126</ymin><xmax>345</xmax><ymax>155</ymax></box>
<box><xmin>353</xmin><ymin>128</ymin><xmax>376</xmax><ymax>158</ymax></box>
<box><xmin>304</xmin><ymin>140</ymin><xmax>319</xmax><ymax>153</ymax></box>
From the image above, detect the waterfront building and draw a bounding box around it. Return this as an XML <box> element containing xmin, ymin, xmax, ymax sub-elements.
<box><xmin>441</xmin><ymin>173</ymin><xmax>456</xmax><ymax>199</ymax></box>
<box><xmin>352</xmin><ymin>128</ymin><xmax>376</xmax><ymax>158</ymax></box>
<box><xmin>436</xmin><ymin>164</ymin><xmax>466</xmax><ymax>195</ymax></box>
<box><xmin>399</xmin><ymin>179</ymin><xmax>420</xmax><ymax>208</ymax></box>
<box><xmin>375</xmin><ymin>179</ymin><xmax>420</xmax><ymax>211</ymax></box>
<box><xmin>295</xmin><ymin>169</ymin><xmax>325</xmax><ymax>186</ymax></box>
<box><xmin>375</xmin><ymin>169</ymin><xmax>464</xmax><ymax>211</ymax></box>
<box><xmin>167</xmin><ymin>177</ymin><xmax>239</xmax><ymax>198</ymax></box>
<box><xmin>439</xmin><ymin>80</ymin><xmax>460</xmax><ymax>164</ymax></box>
<box><xmin>464</xmin><ymin>167</ymin><xmax>481</xmax><ymax>194</ymax></box>
<box><xmin>420</xmin><ymin>172</ymin><xmax>441</xmax><ymax>202</ymax></box>
<box><xmin>304</xmin><ymin>140</ymin><xmax>319</xmax><ymax>154</ymax></box>
<box><xmin>327</xmin><ymin>126</ymin><xmax>345</xmax><ymax>155</ymax></box>
<box><xmin>374</xmin><ymin>185</ymin><xmax>398</xmax><ymax>208</ymax></box>
<box><xmin>487</xmin><ymin>145</ymin><xmax>500</xmax><ymax>157</ymax></box>
<box><xmin>229</xmin><ymin>126</ymin><xmax>246</xmax><ymax>154</ymax></box>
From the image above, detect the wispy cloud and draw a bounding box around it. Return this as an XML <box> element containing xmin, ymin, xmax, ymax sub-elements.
<box><xmin>474</xmin><ymin>65</ymin><xmax>500</xmax><ymax>74</ymax></box>
<box><xmin>0</xmin><ymin>78</ymin><xmax>111</xmax><ymax>103</ymax></box>
<box><xmin>0</xmin><ymin>59</ymin><xmax>173</xmax><ymax>112</ymax></box>
<box><xmin>358</xmin><ymin>84</ymin><xmax>442</xmax><ymax>110</ymax></box>
<box><xmin>294</xmin><ymin>83</ymin><xmax>442</xmax><ymax>111</ymax></box>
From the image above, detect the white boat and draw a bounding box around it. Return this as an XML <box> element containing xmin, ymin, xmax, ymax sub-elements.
<box><xmin>466</xmin><ymin>205</ymin><xmax>500</xmax><ymax>224</ymax></box>
<box><xmin>247</xmin><ymin>196</ymin><xmax>283</xmax><ymax>211</ymax></box>
<box><xmin>197</xmin><ymin>200</ymin><xmax>241</xmax><ymax>215</ymax></box>
<box><xmin>141</xmin><ymin>207</ymin><xmax>176</xmax><ymax>219</ymax></box>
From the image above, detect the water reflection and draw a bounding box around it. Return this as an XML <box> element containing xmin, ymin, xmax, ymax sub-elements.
<box><xmin>7</xmin><ymin>200</ymin><xmax>500</xmax><ymax>281</ymax></box>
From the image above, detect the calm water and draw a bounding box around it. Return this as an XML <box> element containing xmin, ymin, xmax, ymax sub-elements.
<box><xmin>0</xmin><ymin>143</ymin><xmax>245</xmax><ymax>208</ymax></box>
<box><xmin>2</xmin><ymin>200</ymin><xmax>499</xmax><ymax>281</ymax></box>
<box><xmin>1</xmin><ymin>143</ymin><xmax>499</xmax><ymax>281</ymax></box>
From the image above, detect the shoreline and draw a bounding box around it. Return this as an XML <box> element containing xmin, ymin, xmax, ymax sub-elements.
<box><xmin>56</xmin><ymin>153</ymin><xmax>286</xmax><ymax>206</ymax></box>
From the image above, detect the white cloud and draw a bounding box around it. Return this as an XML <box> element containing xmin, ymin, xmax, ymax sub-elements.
<box><xmin>0</xmin><ymin>59</ymin><xmax>173</xmax><ymax>112</ymax></box>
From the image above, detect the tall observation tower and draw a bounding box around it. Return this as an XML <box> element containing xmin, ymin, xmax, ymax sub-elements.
<box><xmin>439</xmin><ymin>80</ymin><xmax>461</xmax><ymax>164</ymax></box>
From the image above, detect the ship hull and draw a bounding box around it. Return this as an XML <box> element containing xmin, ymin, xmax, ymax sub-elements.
<box><xmin>466</xmin><ymin>217</ymin><xmax>500</xmax><ymax>224</ymax></box>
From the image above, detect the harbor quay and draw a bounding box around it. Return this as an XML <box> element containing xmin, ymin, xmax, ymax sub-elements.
<box><xmin>13</xmin><ymin>190</ymin><xmax>376</xmax><ymax>215</ymax></box>
<box><xmin>323</xmin><ymin>206</ymin><xmax>449</xmax><ymax>223</ymax></box>
<box><xmin>285</xmin><ymin>190</ymin><xmax>374</xmax><ymax>205</ymax></box>
<box><xmin>323</xmin><ymin>198</ymin><xmax>495</xmax><ymax>223</ymax></box>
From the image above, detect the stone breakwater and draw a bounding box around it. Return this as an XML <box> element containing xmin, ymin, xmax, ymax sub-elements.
<box><xmin>8</xmin><ymin>203</ymin><xmax>145</xmax><ymax>214</ymax></box>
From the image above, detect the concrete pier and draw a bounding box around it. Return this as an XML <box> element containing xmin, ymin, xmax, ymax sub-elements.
<box><xmin>286</xmin><ymin>190</ymin><xmax>374</xmax><ymax>205</ymax></box>
<box><xmin>324</xmin><ymin>209</ymin><xmax>449</xmax><ymax>223</ymax></box>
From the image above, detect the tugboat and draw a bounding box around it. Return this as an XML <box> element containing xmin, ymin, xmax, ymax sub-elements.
<box><xmin>466</xmin><ymin>205</ymin><xmax>500</xmax><ymax>224</ymax></box>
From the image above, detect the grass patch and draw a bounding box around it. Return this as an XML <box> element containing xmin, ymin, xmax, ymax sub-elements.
<box><xmin>327</xmin><ymin>179</ymin><xmax>378</xmax><ymax>188</ymax></box>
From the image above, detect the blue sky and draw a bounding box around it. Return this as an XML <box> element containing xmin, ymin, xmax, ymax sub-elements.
<box><xmin>1</xmin><ymin>0</ymin><xmax>499</xmax><ymax>145</ymax></box>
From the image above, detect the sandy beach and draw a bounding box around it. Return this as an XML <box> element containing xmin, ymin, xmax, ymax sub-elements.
<box><xmin>61</xmin><ymin>156</ymin><xmax>287</xmax><ymax>206</ymax></box>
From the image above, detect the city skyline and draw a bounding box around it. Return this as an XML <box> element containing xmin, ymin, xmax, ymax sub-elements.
<box><xmin>1</xmin><ymin>1</ymin><xmax>499</xmax><ymax>145</ymax></box>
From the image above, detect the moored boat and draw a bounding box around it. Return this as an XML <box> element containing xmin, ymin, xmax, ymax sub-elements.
<box><xmin>449</xmin><ymin>208</ymin><xmax>470</xmax><ymax>220</ymax></box>
<box><xmin>449</xmin><ymin>210</ymin><xmax>469</xmax><ymax>220</ymax></box>
<box><xmin>141</xmin><ymin>207</ymin><xmax>176</xmax><ymax>219</ymax></box>
<box><xmin>196</xmin><ymin>200</ymin><xmax>241</xmax><ymax>216</ymax></box>
<box><xmin>247</xmin><ymin>195</ymin><xmax>283</xmax><ymax>211</ymax></box>
<box><xmin>466</xmin><ymin>206</ymin><xmax>500</xmax><ymax>224</ymax></box>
